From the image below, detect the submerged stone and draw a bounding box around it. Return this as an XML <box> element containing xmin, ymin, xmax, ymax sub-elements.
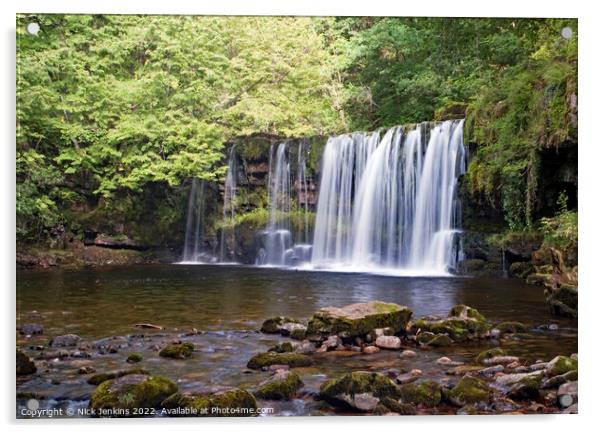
<box><xmin>89</xmin><ymin>374</ymin><xmax>177</xmax><ymax>414</ymax></box>
<box><xmin>254</xmin><ymin>370</ymin><xmax>303</xmax><ymax>400</ymax></box>
<box><xmin>16</xmin><ymin>350</ymin><xmax>36</xmax><ymax>375</ymax></box>
<box><xmin>306</xmin><ymin>301</ymin><xmax>412</xmax><ymax>339</ymax></box>
<box><xmin>161</xmin><ymin>386</ymin><xmax>258</xmax><ymax>417</ymax></box>
<box><xmin>126</xmin><ymin>353</ymin><xmax>143</xmax><ymax>363</ymax></box>
<box><xmin>159</xmin><ymin>342</ymin><xmax>194</xmax><ymax>359</ymax></box>
<box><xmin>319</xmin><ymin>371</ymin><xmax>400</xmax><ymax>412</ymax></box>
<box><xmin>247</xmin><ymin>352</ymin><xmax>313</xmax><ymax>369</ymax></box>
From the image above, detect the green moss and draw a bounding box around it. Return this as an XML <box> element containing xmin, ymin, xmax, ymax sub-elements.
<box><xmin>447</xmin><ymin>376</ymin><xmax>492</xmax><ymax>406</ymax></box>
<box><xmin>496</xmin><ymin>321</ymin><xmax>528</xmax><ymax>334</ymax></box>
<box><xmin>268</xmin><ymin>342</ymin><xmax>295</xmax><ymax>353</ymax></box>
<box><xmin>399</xmin><ymin>380</ymin><xmax>442</xmax><ymax>407</ymax></box>
<box><xmin>255</xmin><ymin>371</ymin><xmax>303</xmax><ymax>400</ymax></box>
<box><xmin>126</xmin><ymin>353</ymin><xmax>143</xmax><ymax>363</ymax></box>
<box><xmin>89</xmin><ymin>374</ymin><xmax>178</xmax><ymax>413</ymax></box>
<box><xmin>161</xmin><ymin>388</ymin><xmax>258</xmax><ymax>417</ymax></box>
<box><xmin>247</xmin><ymin>352</ymin><xmax>313</xmax><ymax>369</ymax></box>
<box><xmin>449</xmin><ymin>305</ymin><xmax>486</xmax><ymax>322</ymax></box>
<box><xmin>380</xmin><ymin>397</ymin><xmax>416</xmax><ymax>415</ymax></box>
<box><xmin>159</xmin><ymin>342</ymin><xmax>194</xmax><ymax>359</ymax></box>
<box><xmin>425</xmin><ymin>334</ymin><xmax>453</xmax><ymax>347</ymax></box>
<box><xmin>507</xmin><ymin>373</ymin><xmax>542</xmax><ymax>400</ymax></box>
<box><xmin>87</xmin><ymin>368</ymin><xmax>150</xmax><ymax>386</ymax></box>
<box><xmin>290</xmin><ymin>327</ymin><xmax>307</xmax><ymax>340</ymax></box>
<box><xmin>16</xmin><ymin>350</ymin><xmax>36</xmax><ymax>375</ymax></box>
<box><xmin>475</xmin><ymin>348</ymin><xmax>507</xmax><ymax>364</ymax></box>
<box><xmin>546</xmin><ymin>355</ymin><xmax>578</xmax><ymax>376</ymax></box>
<box><xmin>319</xmin><ymin>372</ymin><xmax>401</xmax><ymax>403</ymax></box>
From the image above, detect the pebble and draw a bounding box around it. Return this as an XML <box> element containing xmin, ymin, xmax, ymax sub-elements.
<box><xmin>400</xmin><ymin>349</ymin><xmax>417</xmax><ymax>359</ymax></box>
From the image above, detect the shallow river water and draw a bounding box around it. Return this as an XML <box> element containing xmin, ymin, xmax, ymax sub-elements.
<box><xmin>16</xmin><ymin>264</ymin><xmax>578</xmax><ymax>417</ymax></box>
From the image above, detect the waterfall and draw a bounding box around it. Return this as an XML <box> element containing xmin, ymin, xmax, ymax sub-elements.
<box><xmin>311</xmin><ymin>119</ymin><xmax>466</xmax><ymax>275</ymax></box>
<box><xmin>181</xmin><ymin>178</ymin><xmax>208</xmax><ymax>262</ymax></box>
<box><xmin>219</xmin><ymin>145</ymin><xmax>238</xmax><ymax>262</ymax></box>
<box><xmin>256</xmin><ymin>142</ymin><xmax>312</xmax><ymax>266</ymax></box>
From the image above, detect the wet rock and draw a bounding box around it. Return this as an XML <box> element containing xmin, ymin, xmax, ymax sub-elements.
<box><xmin>375</xmin><ymin>335</ymin><xmax>401</xmax><ymax>350</ymax></box>
<box><xmin>247</xmin><ymin>352</ymin><xmax>313</xmax><ymax>369</ymax></box>
<box><xmin>475</xmin><ymin>347</ymin><xmax>506</xmax><ymax>364</ymax></box>
<box><xmin>495</xmin><ymin>321</ymin><xmax>528</xmax><ymax>334</ymax></box>
<box><xmin>19</xmin><ymin>323</ymin><xmax>44</xmax><ymax>335</ymax></box>
<box><xmin>436</xmin><ymin>357</ymin><xmax>463</xmax><ymax>366</ymax></box>
<box><xmin>49</xmin><ymin>334</ymin><xmax>81</xmax><ymax>348</ymax></box>
<box><xmin>415</xmin><ymin>332</ymin><xmax>436</xmax><ymax>344</ymax></box>
<box><xmin>537</xmin><ymin>324</ymin><xmax>559</xmax><ymax>332</ymax></box>
<box><xmin>266</xmin><ymin>364</ymin><xmax>290</xmax><ymax>373</ymax></box>
<box><xmin>133</xmin><ymin>323</ymin><xmax>164</xmax><ymax>330</ymax></box>
<box><xmin>446</xmin><ymin>376</ymin><xmax>493</xmax><ymax>406</ymax></box>
<box><xmin>319</xmin><ymin>371</ymin><xmax>400</xmax><ymax>412</ymax></box>
<box><xmin>255</xmin><ymin>370</ymin><xmax>303</xmax><ymax>400</ymax></box>
<box><xmin>268</xmin><ymin>342</ymin><xmax>295</xmax><ymax>353</ymax></box>
<box><xmin>457</xmin><ymin>404</ymin><xmax>480</xmax><ymax>415</ymax></box>
<box><xmin>318</xmin><ymin>335</ymin><xmax>341</xmax><ymax>352</ymax></box>
<box><xmin>557</xmin><ymin>381</ymin><xmax>578</xmax><ymax>407</ymax></box>
<box><xmin>508</xmin><ymin>261</ymin><xmax>535</xmax><ymax>279</ymax></box>
<box><xmin>399</xmin><ymin>380</ymin><xmax>442</xmax><ymax>407</ymax></box>
<box><xmin>546</xmin><ymin>284</ymin><xmax>577</xmax><ymax>318</ymax></box>
<box><xmin>506</xmin><ymin>373</ymin><xmax>542</xmax><ymax>400</ymax></box>
<box><xmin>413</xmin><ymin>305</ymin><xmax>491</xmax><ymax>343</ymax></box>
<box><xmin>494</xmin><ymin>371</ymin><xmax>542</xmax><ymax>388</ymax></box>
<box><xmin>89</xmin><ymin>374</ymin><xmax>177</xmax><ymax>414</ymax></box>
<box><xmin>289</xmin><ymin>327</ymin><xmax>307</xmax><ymax>340</ymax></box>
<box><xmin>78</xmin><ymin>366</ymin><xmax>96</xmax><ymax>374</ymax></box>
<box><xmin>482</xmin><ymin>356</ymin><xmax>519</xmax><ymax>366</ymax></box>
<box><xmin>306</xmin><ymin>301</ymin><xmax>412</xmax><ymax>340</ymax></box>
<box><xmin>16</xmin><ymin>350</ymin><xmax>36</xmax><ymax>375</ymax></box>
<box><xmin>425</xmin><ymin>334</ymin><xmax>453</xmax><ymax>347</ymax></box>
<box><xmin>363</xmin><ymin>345</ymin><xmax>380</xmax><ymax>354</ymax></box>
<box><xmin>478</xmin><ymin>365</ymin><xmax>504</xmax><ymax>376</ymax></box>
<box><xmin>87</xmin><ymin>368</ymin><xmax>150</xmax><ymax>385</ymax></box>
<box><xmin>379</xmin><ymin>397</ymin><xmax>416</xmax><ymax>415</ymax></box>
<box><xmin>161</xmin><ymin>386</ymin><xmax>258</xmax><ymax>416</ymax></box>
<box><xmin>280</xmin><ymin>322</ymin><xmax>306</xmax><ymax>337</ymax></box>
<box><xmin>159</xmin><ymin>342</ymin><xmax>194</xmax><ymax>359</ymax></box>
<box><xmin>126</xmin><ymin>353</ymin><xmax>143</xmax><ymax>363</ymax></box>
<box><xmin>449</xmin><ymin>305</ymin><xmax>486</xmax><ymax>321</ymax></box>
<box><xmin>294</xmin><ymin>341</ymin><xmax>317</xmax><ymax>355</ymax></box>
<box><xmin>400</xmin><ymin>349</ymin><xmax>417</xmax><ymax>359</ymax></box>
<box><xmin>528</xmin><ymin>362</ymin><xmax>548</xmax><ymax>372</ymax></box>
<box><xmin>396</xmin><ymin>369</ymin><xmax>422</xmax><ymax>385</ymax></box>
<box><xmin>542</xmin><ymin>370</ymin><xmax>578</xmax><ymax>389</ymax></box>
<box><xmin>260</xmin><ymin>316</ymin><xmax>301</xmax><ymax>334</ymax></box>
<box><xmin>545</xmin><ymin>355</ymin><xmax>578</xmax><ymax>377</ymax></box>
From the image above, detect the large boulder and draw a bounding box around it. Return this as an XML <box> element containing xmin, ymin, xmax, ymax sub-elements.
<box><xmin>161</xmin><ymin>386</ymin><xmax>258</xmax><ymax>417</ymax></box>
<box><xmin>247</xmin><ymin>352</ymin><xmax>313</xmax><ymax>370</ymax></box>
<box><xmin>412</xmin><ymin>305</ymin><xmax>491</xmax><ymax>343</ymax></box>
<box><xmin>306</xmin><ymin>301</ymin><xmax>412</xmax><ymax>340</ymax></box>
<box><xmin>399</xmin><ymin>380</ymin><xmax>442</xmax><ymax>407</ymax></box>
<box><xmin>319</xmin><ymin>371</ymin><xmax>401</xmax><ymax>412</ymax></box>
<box><xmin>446</xmin><ymin>376</ymin><xmax>493</xmax><ymax>406</ymax></box>
<box><xmin>254</xmin><ymin>370</ymin><xmax>303</xmax><ymax>400</ymax></box>
<box><xmin>16</xmin><ymin>350</ymin><xmax>36</xmax><ymax>375</ymax></box>
<box><xmin>89</xmin><ymin>374</ymin><xmax>177</xmax><ymax>414</ymax></box>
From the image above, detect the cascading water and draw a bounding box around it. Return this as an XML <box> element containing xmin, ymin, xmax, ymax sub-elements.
<box><xmin>311</xmin><ymin>119</ymin><xmax>466</xmax><ymax>275</ymax></box>
<box><xmin>256</xmin><ymin>142</ymin><xmax>312</xmax><ymax>266</ymax></box>
<box><xmin>219</xmin><ymin>145</ymin><xmax>238</xmax><ymax>262</ymax></box>
<box><xmin>181</xmin><ymin>178</ymin><xmax>210</xmax><ymax>263</ymax></box>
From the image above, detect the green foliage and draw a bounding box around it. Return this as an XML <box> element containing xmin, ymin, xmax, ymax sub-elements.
<box><xmin>540</xmin><ymin>192</ymin><xmax>578</xmax><ymax>251</ymax></box>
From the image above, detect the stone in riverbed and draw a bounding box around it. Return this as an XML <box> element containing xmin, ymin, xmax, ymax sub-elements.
<box><xmin>412</xmin><ymin>305</ymin><xmax>491</xmax><ymax>342</ymax></box>
<box><xmin>126</xmin><ymin>353</ymin><xmax>143</xmax><ymax>363</ymax></box>
<box><xmin>475</xmin><ymin>347</ymin><xmax>506</xmax><ymax>364</ymax></box>
<box><xmin>396</xmin><ymin>369</ymin><xmax>423</xmax><ymax>385</ymax></box>
<box><xmin>319</xmin><ymin>371</ymin><xmax>400</xmax><ymax>412</ymax></box>
<box><xmin>363</xmin><ymin>345</ymin><xmax>380</xmax><ymax>354</ymax></box>
<box><xmin>247</xmin><ymin>352</ymin><xmax>313</xmax><ymax>369</ymax></box>
<box><xmin>19</xmin><ymin>323</ymin><xmax>44</xmax><ymax>335</ymax></box>
<box><xmin>400</xmin><ymin>349</ymin><xmax>417</xmax><ymax>359</ymax></box>
<box><xmin>375</xmin><ymin>335</ymin><xmax>401</xmax><ymax>350</ymax></box>
<box><xmin>557</xmin><ymin>381</ymin><xmax>578</xmax><ymax>407</ymax></box>
<box><xmin>161</xmin><ymin>385</ymin><xmax>257</xmax><ymax>417</ymax></box>
<box><xmin>506</xmin><ymin>373</ymin><xmax>543</xmax><ymax>400</ymax></box>
<box><xmin>306</xmin><ymin>301</ymin><xmax>412</xmax><ymax>340</ymax></box>
<box><xmin>16</xmin><ymin>350</ymin><xmax>36</xmax><ymax>375</ymax></box>
<box><xmin>254</xmin><ymin>370</ymin><xmax>303</xmax><ymax>400</ymax></box>
<box><xmin>260</xmin><ymin>316</ymin><xmax>301</xmax><ymax>334</ymax></box>
<box><xmin>89</xmin><ymin>374</ymin><xmax>177</xmax><ymax>414</ymax></box>
<box><xmin>542</xmin><ymin>370</ymin><xmax>578</xmax><ymax>388</ymax></box>
<box><xmin>494</xmin><ymin>371</ymin><xmax>543</xmax><ymax>387</ymax></box>
<box><xmin>482</xmin><ymin>356</ymin><xmax>519</xmax><ymax>366</ymax></box>
<box><xmin>87</xmin><ymin>368</ymin><xmax>150</xmax><ymax>385</ymax></box>
<box><xmin>545</xmin><ymin>355</ymin><xmax>578</xmax><ymax>377</ymax></box>
<box><xmin>159</xmin><ymin>342</ymin><xmax>194</xmax><ymax>359</ymax></box>
<box><xmin>446</xmin><ymin>376</ymin><xmax>493</xmax><ymax>406</ymax></box>
<box><xmin>379</xmin><ymin>397</ymin><xmax>417</xmax><ymax>415</ymax></box>
<box><xmin>399</xmin><ymin>380</ymin><xmax>442</xmax><ymax>407</ymax></box>
<box><xmin>425</xmin><ymin>334</ymin><xmax>453</xmax><ymax>347</ymax></box>
<box><xmin>49</xmin><ymin>334</ymin><xmax>81</xmax><ymax>348</ymax></box>
<box><xmin>78</xmin><ymin>366</ymin><xmax>96</xmax><ymax>374</ymax></box>
<box><xmin>495</xmin><ymin>321</ymin><xmax>528</xmax><ymax>334</ymax></box>
<box><xmin>268</xmin><ymin>342</ymin><xmax>295</xmax><ymax>353</ymax></box>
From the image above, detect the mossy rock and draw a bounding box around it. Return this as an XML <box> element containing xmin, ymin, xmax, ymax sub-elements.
<box><xmin>307</xmin><ymin>301</ymin><xmax>412</xmax><ymax>338</ymax></box>
<box><xmin>475</xmin><ymin>348</ymin><xmax>507</xmax><ymax>364</ymax></box>
<box><xmin>16</xmin><ymin>350</ymin><xmax>36</xmax><ymax>375</ymax></box>
<box><xmin>506</xmin><ymin>373</ymin><xmax>542</xmax><ymax>400</ymax></box>
<box><xmin>161</xmin><ymin>386</ymin><xmax>258</xmax><ymax>417</ymax></box>
<box><xmin>415</xmin><ymin>331</ymin><xmax>436</xmax><ymax>344</ymax></box>
<box><xmin>247</xmin><ymin>352</ymin><xmax>312</xmax><ymax>369</ymax></box>
<box><xmin>425</xmin><ymin>334</ymin><xmax>453</xmax><ymax>347</ymax></box>
<box><xmin>254</xmin><ymin>370</ymin><xmax>303</xmax><ymax>400</ymax></box>
<box><xmin>542</xmin><ymin>370</ymin><xmax>578</xmax><ymax>388</ymax></box>
<box><xmin>399</xmin><ymin>380</ymin><xmax>442</xmax><ymax>407</ymax></box>
<box><xmin>495</xmin><ymin>322</ymin><xmax>528</xmax><ymax>334</ymax></box>
<box><xmin>126</xmin><ymin>353</ymin><xmax>143</xmax><ymax>363</ymax></box>
<box><xmin>446</xmin><ymin>376</ymin><xmax>492</xmax><ymax>406</ymax></box>
<box><xmin>380</xmin><ymin>396</ymin><xmax>416</xmax><ymax>415</ymax></box>
<box><xmin>260</xmin><ymin>316</ymin><xmax>300</xmax><ymax>334</ymax></box>
<box><xmin>89</xmin><ymin>374</ymin><xmax>177</xmax><ymax>414</ymax></box>
<box><xmin>319</xmin><ymin>371</ymin><xmax>401</xmax><ymax>412</ymax></box>
<box><xmin>546</xmin><ymin>355</ymin><xmax>578</xmax><ymax>376</ymax></box>
<box><xmin>449</xmin><ymin>305</ymin><xmax>486</xmax><ymax>322</ymax></box>
<box><xmin>87</xmin><ymin>368</ymin><xmax>150</xmax><ymax>386</ymax></box>
<box><xmin>509</xmin><ymin>261</ymin><xmax>535</xmax><ymax>279</ymax></box>
<box><xmin>268</xmin><ymin>342</ymin><xmax>295</xmax><ymax>353</ymax></box>
<box><xmin>159</xmin><ymin>342</ymin><xmax>194</xmax><ymax>359</ymax></box>
<box><xmin>289</xmin><ymin>327</ymin><xmax>307</xmax><ymax>340</ymax></box>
